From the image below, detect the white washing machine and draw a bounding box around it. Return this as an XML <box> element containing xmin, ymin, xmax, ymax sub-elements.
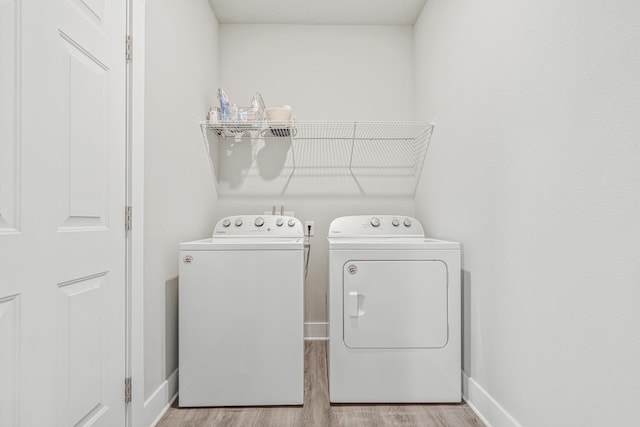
<box><xmin>328</xmin><ymin>215</ymin><xmax>461</xmax><ymax>403</ymax></box>
<box><xmin>178</xmin><ymin>215</ymin><xmax>304</xmax><ymax>407</ymax></box>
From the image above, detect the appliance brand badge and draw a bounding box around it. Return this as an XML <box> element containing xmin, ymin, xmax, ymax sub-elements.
<box><xmin>183</xmin><ymin>255</ymin><xmax>193</xmax><ymax>265</ymax></box>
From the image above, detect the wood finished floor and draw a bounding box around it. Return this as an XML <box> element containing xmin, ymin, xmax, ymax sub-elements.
<box><xmin>157</xmin><ymin>341</ymin><xmax>485</xmax><ymax>427</ymax></box>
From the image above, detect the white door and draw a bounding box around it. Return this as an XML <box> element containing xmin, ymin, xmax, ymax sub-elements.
<box><xmin>0</xmin><ymin>0</ymin><xmax>127</xmax><ymax>425</ymax></box>
<box><xmin>343</xmin><ymin>260</ymin><xmax>449</xmax><ymax>349</ymax></box>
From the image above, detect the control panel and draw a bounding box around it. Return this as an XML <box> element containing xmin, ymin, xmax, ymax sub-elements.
<box><xmin>328</xmin><ymin>215</ymin><xmax>424</xmax><ymax>238</ymax></box>
<box><xmin>213</xmin><ymin>215</ymin><xmax>303</xmax><ymax>237</ymax></box>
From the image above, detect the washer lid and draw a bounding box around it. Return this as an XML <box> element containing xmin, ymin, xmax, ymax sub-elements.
<box><xmin>180</xmin><ymin>237</ymin><xmax>303</xmax><ymax>251</ymax></box>
<box><xmin>328</xmin><ymin>215</ymin><xmax>424</xmax><ymax>238</ymax></box>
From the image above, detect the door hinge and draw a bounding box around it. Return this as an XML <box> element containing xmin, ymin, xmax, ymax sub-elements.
<box><xmin>125</xmin><ymin>35</ymin><xmax>132</xmax><ymax>61</ymax></box>
<box><xmin>125</xmin><ymin>206</ymin><xmax>132</xmax><ymax>231</ymax></box>
<box><xmin>125</xmin><ymin>377</ymin><xmax>132</xmax><ymax>403</ymax></box>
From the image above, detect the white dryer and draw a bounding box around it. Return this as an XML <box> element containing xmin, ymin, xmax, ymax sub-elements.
<box><xmin>179</xmin><ymin>215</ymin><xmax>304</xmax><ymax>407</ymax></box>
<box><xmin>328</xmin><ymin>215</ymin><xmax>461</xmax><ymax>403</ymax></box>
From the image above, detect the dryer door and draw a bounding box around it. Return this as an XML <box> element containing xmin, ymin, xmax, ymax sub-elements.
<box><xmin>343</xmin><ymin>260</ymin><xmax>448</xmax><ymax>349</ymax></box>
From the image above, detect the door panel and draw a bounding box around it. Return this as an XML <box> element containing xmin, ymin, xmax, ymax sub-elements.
<box><xmin>57</xmin><ymin>273</ymin><xmax>108</xmax><ymax>426</ymax></box>
<box><xmin>343</xmin><ymin>260</ymin><xmax>448</xmax><ymax>349</ymax></box>
<box><xmin>0</xmin><ymin>0</ymin><xmax>19</xmax><ymax>233</ymax></box>
<box><xmin>59</xmin><ymin>33</ymin><xmax>108</xmax><ymax>229</ymax></box>
<box><xmin>0</xmin><ymin>295</ymin><xmax>19</xmax><ymax>427</ymax></box>
<box><xmin>0</xmin><ymin>0</ymin><xmax>127</xmax><ymax>425</ymax></box>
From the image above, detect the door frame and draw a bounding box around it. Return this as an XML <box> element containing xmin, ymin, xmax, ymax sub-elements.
<box><xmin>126</xmin><ymin>0</ymin><xmax>145</xmax><ymax>425</ymax></box>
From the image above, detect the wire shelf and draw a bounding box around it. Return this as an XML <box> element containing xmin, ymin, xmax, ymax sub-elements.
<box><xmin>200</xmin><ymin>121</ymin><xmax>435</xmax><ymax>197</ymax></box>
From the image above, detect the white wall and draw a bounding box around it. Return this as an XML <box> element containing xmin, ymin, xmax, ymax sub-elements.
<box><xmin>220</xmin><ymin>24</ymin><xmax>414</xmax><ymax>121</ymax></box>
<box><xmin>414</xmin><ymin>1</ymin><xmax>640</xmax><ymax>426</ymax></box>
<box><xmin>218</xmin><ymin>25</ymin><xmax>416</xmax><ymax>327</ymax></box>
<box><xmin>144</xmin><ymin>0</ymin><xmax>219</xmax><ymax>403</ymax></box>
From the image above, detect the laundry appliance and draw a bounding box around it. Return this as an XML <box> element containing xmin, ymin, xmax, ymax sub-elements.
<box><xmin>179</xmin><ymin>215</ymin><xmax>304</xmax><ymax>407</ymax></box>
<box><xmin>327</xmin><ymin>215</ymin><xmax>461</xmax><ymax>403</ymax></box>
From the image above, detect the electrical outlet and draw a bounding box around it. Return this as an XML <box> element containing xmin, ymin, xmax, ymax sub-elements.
<box><xmin>305</xmin><ymin>221</ymin><xmax>315</xmax><ymax>237</ymax></box>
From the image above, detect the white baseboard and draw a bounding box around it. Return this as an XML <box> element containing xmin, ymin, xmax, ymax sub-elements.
<box><xmin>144</xmin><ymin>368</ymin><xmax>178</xmax><ymax>427</ymax></box>
<box><xmin>304</xmin><ymin>322</ymin><xmax>328</xmax><ymax>340</ymax></box>
<box><xmin>462</xmin><ymin>372</ymin><xmax>523</xmax><ymax>427</ymax></box>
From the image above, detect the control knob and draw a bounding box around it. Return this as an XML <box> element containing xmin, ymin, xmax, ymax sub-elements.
<box><xmin>391</xmin><ymin>218</ymin><xmax>400</xmax><ymax>227</ymax></box>
<box><xmin>254</xmin><ymin>217</ymin><xmax>265</xmax><ymax>227</ymax></box>
<box><xmin>370</xmin><ymin>217</ymin><xmax>381</xmax><ymax>227</ymax></box>
<box><xmin>234</xmin><ymin>218</ymin><xmax>243</xmax><ymax>227</ymax></box>
<box><xmin>222</xmin><ymin>219</ymin><xmax>231</xmax><ymax>227</ymax></box>
<box><xmin>403</xmin><ymin>219</ymin><xmax>412</xmax><ymax>227</ymax></box>
<box><xmin>287</xmin><ymin>219</ymin><xmax>296</xmax><ymax>227</ymax></box>
<box><xmin>276</xmin><ymin>218</ymin><xmax>284</xmax><ymax>227</ymax></box>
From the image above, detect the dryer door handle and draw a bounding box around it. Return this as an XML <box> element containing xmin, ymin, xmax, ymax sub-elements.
<box><xmin>348</xmin><ymin>291</ymin><xmax>359</xmax><ymax>317</ymax></box>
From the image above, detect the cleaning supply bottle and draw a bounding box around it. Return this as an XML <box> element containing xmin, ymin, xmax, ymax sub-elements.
<box><xmin>218</xmin><ymin>88</ymin><xmax>230</xmax><ymax>120</ymax></box>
